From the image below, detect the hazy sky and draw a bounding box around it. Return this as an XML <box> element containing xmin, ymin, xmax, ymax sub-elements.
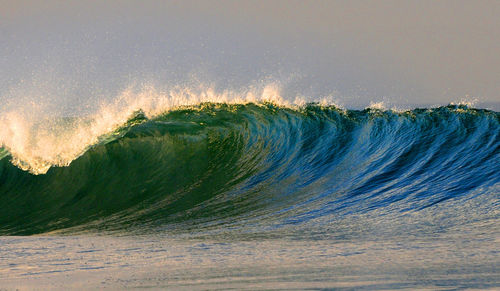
<box><xmin>1</xmin><ymin>0</ymin><xmax>499</xmax><ymax>109</ymax></box>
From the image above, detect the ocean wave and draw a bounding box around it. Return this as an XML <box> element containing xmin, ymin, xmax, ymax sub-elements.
<box><xmin>0</xmin><ymin>103</ymin><xmax>498</xmax><ymax>235</ymax></box>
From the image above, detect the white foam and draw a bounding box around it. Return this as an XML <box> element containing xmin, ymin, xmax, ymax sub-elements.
<box><xmin>0</xmin><ymin>84</ymin><xmax>293</xmax><ymax>174</ymax></box>
<box><xmin>366</xmin><ymin>101</ymin><xmax>386</xmax><ymax>110</ymax></box>
<box><xmin>450</xmin><ymin>96</ymin><xmax>479</xmax><ymax>108</ymax></box>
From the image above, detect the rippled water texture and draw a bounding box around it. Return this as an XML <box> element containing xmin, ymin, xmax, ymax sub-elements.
<box><xmin>0</xmin><ymin>103</ymin><xmax>498</xmax><ymax>289</ymax></box>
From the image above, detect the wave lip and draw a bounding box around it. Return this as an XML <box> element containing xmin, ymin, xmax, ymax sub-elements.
<box><xmin>0</xmin><ymin>103</ymin><xmax>498</xmax><ymax>235</ymax></box>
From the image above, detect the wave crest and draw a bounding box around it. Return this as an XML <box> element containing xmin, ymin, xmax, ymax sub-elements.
<box><xmin>0</xmin><ymin>103</ymin><xmax>498</xmax><ymax>235</ymax></box>
<box><xmin>0</xmin><ymin>85</ymin><xmax>289</xmax><ymax>174</ymax></box>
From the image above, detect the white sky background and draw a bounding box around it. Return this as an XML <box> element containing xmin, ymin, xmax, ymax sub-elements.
<box><xmin>1</xmin><ymin>0</ymin><xmax>499</xmax><ymax>110</ymax></box>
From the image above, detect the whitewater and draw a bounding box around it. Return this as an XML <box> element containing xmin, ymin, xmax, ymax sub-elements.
<box><xmin>0</xmin><ymin>86</ymin><xmax>499</xmax><ymax>289</ymax></box>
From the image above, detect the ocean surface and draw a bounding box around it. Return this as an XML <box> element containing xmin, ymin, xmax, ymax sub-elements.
<box><xmin>0</xmin><ymin>102</ymin><xmax>499</xmax><ymax>289</ymax></box>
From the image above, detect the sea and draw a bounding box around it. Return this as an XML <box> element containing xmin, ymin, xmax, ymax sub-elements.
<box><xmin>0</xmin><ymin>92</ymin><xmax>498</xmax><ymax>289</ymax></box>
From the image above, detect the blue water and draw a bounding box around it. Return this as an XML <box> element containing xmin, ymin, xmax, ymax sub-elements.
<box><xmin>0</xmin><ymin>103</ymin><xmax>498</xmax><ymax>289</ymax></box>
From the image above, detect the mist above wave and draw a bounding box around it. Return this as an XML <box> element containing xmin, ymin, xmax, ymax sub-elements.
<box><xmin>0</xmin><ymin>84</ymin><xmax>294</xmax><ymax>174</ymax></box>
<box><xmin>0</xmin><ymin>82</ymin><xmax>495</xmax><ymax>175</ymax></box>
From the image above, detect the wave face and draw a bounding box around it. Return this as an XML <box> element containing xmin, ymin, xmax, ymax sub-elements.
<box><xmin>0</xmin><ymin>103</ymin><xmax>498</xmax><ymax>236</ymax></box>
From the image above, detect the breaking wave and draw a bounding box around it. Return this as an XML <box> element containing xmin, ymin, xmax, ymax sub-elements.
<box><xmin>0</xmin><ymin>100</ymin><xmax>498</xmax><ymax>236</ymax></box>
